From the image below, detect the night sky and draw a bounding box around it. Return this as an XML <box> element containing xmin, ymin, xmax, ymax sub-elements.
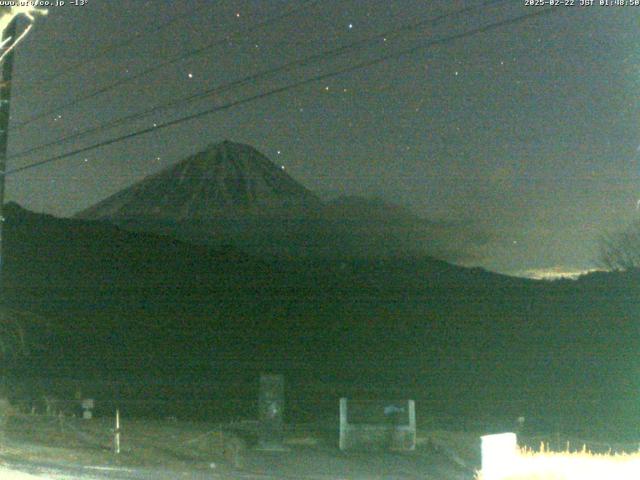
<box><xmin>3</xmin><ymin>0</ymin><xmax>639</xmax><ymax>277</ymax></box>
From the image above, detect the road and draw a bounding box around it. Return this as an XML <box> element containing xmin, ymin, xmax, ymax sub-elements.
<box><xmin>2</xmin><ymin>462</ymin><xmax>225</xmax><ymax>479</ymax></box>
<box><xmin>2</xmin><ymin>452</ymin><xmax>474</xmax><ymax>480</ymax></box>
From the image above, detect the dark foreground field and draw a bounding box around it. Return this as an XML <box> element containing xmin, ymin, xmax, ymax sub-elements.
<box><xmin>2</xmin><ymin>413</ymin><xmax>638</xmax><ymax>479</ymax></box>
<box><xmin>0</xmin><ymin>413</ymin><xmax>478</xmax><ymax>479</ymax></box>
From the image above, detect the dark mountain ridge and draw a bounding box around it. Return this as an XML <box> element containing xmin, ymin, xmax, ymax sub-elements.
<box><xmin>3</xmin><ymin>203</ymin><xmax>639</xmax><ymax>435</ymax></box>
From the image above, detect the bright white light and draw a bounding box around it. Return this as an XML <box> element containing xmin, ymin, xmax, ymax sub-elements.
<box><xmin>0</xmin><ymin>6</ymin><xmax>47</xmax><ymax>62</ymax></box>
<box><xmin>479</xmin><ymin>432</ymin><xmax>640</xmax><ymax>480</ymax></box>
<box><xmin>505</xmin><ymin>449</ymin><xmax>640</xmax><ymax>480</ymax></box>
<box><xmin>481</xmin><ymin>433</ymin><xmax>518</xmax><ymax>480</ymax></box>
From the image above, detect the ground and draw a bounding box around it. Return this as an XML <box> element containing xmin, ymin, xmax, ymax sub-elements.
<box><xmin>0</xmin><ymin>413</ymin><xmax>479</xmax><ymax>479</ymax></box>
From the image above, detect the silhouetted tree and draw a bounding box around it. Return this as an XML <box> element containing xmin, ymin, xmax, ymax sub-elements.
<box><xmin>0</xmin><ymin>308</ymin><xmax>50</xmax><ymax>395</ymax></box>
<box><xmin>0</xmin><ymin>307</ymin><xmax>34</xmax><ymax>434</ymax></box>
<box><xmin>598</xmin><ymin>219</ymin><xmax>640</xmax><ymax>271</ymax></box>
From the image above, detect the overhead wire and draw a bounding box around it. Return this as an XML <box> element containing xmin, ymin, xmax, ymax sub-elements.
<box><xmin>19</xmin><ymin>1</ymin><xmax>213</xmax><ymax>92</ymax></box>
<box><xmin>9</xmin><ymin>0</ymin><xmax>509</xmax><ymax>161</ymax></box>
<box><xmin>12</xmin><ymin>0</ymin><xmax>319</xmax><ymax>130</ymax></box>
<box><xmin>7</xmin><ymin>7</ymin><xmax>562</xmax><ymax>176</ymax></box>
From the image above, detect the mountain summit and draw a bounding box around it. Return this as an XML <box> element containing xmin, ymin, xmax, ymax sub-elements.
<box><xmin>76</xmin><ymin>141</ymin><xmax>322</xmax><ymax>222</ymax></box>
<box><xmin>76</xmin><ymin>141</ymin><xmax>486</xmax><ymax>261</ymax></box>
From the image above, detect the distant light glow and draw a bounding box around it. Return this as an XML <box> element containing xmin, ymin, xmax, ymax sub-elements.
<box><xmin>519</xmin><ymin>267</ymin><xmax>603</xmax><ymax>280</ymax></box>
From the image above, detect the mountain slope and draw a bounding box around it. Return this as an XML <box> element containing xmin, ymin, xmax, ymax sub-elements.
<box><xmin>320</xmin><ymin>196</ymin><xmax>488</xmax><ymax>262</ymax></box>
<box><xmin>75</xmin><ymin>141</ymin><xmax>486</xmax><ymax>262</ymax></box>
<box><xmin>76</xmin><ymin>140</ymin><xmax>322</xmax><ymax>222</ymax></box>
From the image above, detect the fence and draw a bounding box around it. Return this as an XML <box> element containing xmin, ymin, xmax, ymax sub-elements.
<box><xmin>4</xmin><ymin>375</ymin><xmax>639</xmax><ymax>441</ymax></box>
<box><xmin>3</xmin><ymin>375</ymin><xmax>640</xmax><ymax>479</ymax></box>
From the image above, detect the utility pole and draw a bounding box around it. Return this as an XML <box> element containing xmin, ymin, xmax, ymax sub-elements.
<box><xmin>0</xmin><ymin>18</ymin><xmax>16</xmax><ymax>300</ymax></box>
<box><xmin>0</xmin><ymin>19</ymin><xmax>16</xmax><ymax>406</ymax></box>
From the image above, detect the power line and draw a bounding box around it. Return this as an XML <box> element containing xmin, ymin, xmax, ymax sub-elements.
<box><xmin>7</xmin><ymin>7</ymin><xmax>560</xmax><ymax>177</ymax></box>
<box><xmin>19</xmin><ymin>1</ymin><xmax>213</xmax><ymax>93</ymax></box>
<box><xmin>13</xmin><ymin>0</ymin><xmax>319</xmax><ymax>130</ymax></box>
<box><xmin>9</xmin><ymin>0</ymin><xmax>509</xmax><ymax>161</ymax></box>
